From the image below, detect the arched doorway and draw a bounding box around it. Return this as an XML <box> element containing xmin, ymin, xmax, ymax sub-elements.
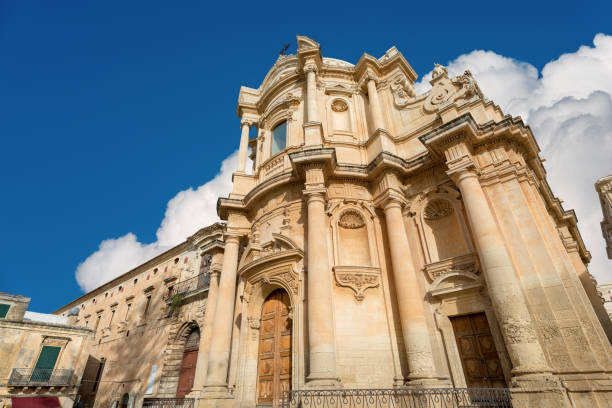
<box><xmin>176</xmin><ymin>328</ymin><xmax>199</xmax><ymax>398</ymax></box>
<box><xmin>256</xmin><ymin>289</ymin><xmax>292</xmax><ymax>405</ymax></box>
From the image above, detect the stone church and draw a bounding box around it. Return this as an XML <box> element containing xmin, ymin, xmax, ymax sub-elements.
<box><xmin>55</xmin><ymin>36</ymin><xmax>612</xmax><ymax>408</ymax></box>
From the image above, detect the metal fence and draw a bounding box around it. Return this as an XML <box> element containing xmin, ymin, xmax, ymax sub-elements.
<box><xmin>164</xmin><ymin>273</ymin><xmax>210</xmax><ymax>300</ymax></box>
<box><xmin>282</xmin><ymin>388</ymin><xmax>512</xmax><ymax>408</ymax></box>
<box><xmin>8</xmin><ymin>368</ymin><xmax>74</xmax><ymax>386</ymax></box>
<box><xmin>142</xmin><ymin>398</ymin><xmax>195</xmax><ymax>408</ymax></box>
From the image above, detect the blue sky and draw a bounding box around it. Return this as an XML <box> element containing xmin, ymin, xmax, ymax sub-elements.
<box><xmin>2</xmin><ymin>1</ymin><xmax>611</xmax><ymax>312</ymax></box>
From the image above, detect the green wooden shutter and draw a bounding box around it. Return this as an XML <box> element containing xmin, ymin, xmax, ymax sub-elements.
<box><xmin>32</xmin><ymin>346</ymin><xmax>61</xmax><ymax>382</ymax></box>
<box><xmin>0</xmin><ymin>304</ymin><xmax>9</xmax><ymax>318</ymax></box>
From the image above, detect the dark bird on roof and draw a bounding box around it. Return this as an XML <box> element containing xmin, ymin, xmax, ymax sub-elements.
<box><xmin>279</xmin><ymin>44</ymin><xmax>291</xmax><ymax>55</ymax></box>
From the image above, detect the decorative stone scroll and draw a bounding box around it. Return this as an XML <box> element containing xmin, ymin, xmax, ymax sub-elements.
<box><xmin>423</xmin><ymin>65</ymin><xmax>483</xmax><ymax>113</ymax></box>
<box><xmin>333</xmin><ymin>266</ymin><xmax>380</xmax><ymax>301</ymax></box>
<box><xmin>390</xmin><ymin>74</ymin><xmax>419</xmax><ymax>108</ymax></box>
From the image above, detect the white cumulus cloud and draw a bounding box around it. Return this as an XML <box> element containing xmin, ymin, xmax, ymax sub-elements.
<box><xmin>75</xmin><ymin>151</ymin><xmax>244</xmax><ymax>292</ymax></box>
<box><xmin>416</xmin><ymin>33</ymin><xmax>612</xmax><ymax>283</ymax></box>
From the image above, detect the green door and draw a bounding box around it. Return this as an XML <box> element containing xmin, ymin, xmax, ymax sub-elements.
<box><xmin>32</xmin><ymin>346</ymin><xmax>61</xmax><ymax>382</ymax></box>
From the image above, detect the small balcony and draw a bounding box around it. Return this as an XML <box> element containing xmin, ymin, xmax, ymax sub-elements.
<box><xmin>8</xmin><ymin>368</ymin><xmax>74</xmax><ymax>386</ymax></box>
<box><xmin>164</xmin><ymin>273</ymin><xmax>210</xmax><ymax>302</ymax></box>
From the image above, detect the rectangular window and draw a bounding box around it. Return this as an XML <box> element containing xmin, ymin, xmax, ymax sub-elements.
<box><xmin>94</xmin><ymin>315</ymin><xmax>102</xmax><ymax>330</ymax></box>
<box><xmin>144</xmin><ymin>295</ymin><xmax>152</xmax><ymax>317</ymax></box>
<box><xmin>0</xmin><ymin>303</ymin><xmax>9</xmax><ymax>318</ymax></box>
<box><xmin>108</xmin><ymin>309</ymin><xmax>116</xmax><ymax>326</ymax></box>
<box><xmin>32</xmin><ymin>345</ymin><xmax>61</xmax><ymax>382</ymax></box>
<box><xmin>125</xmin><ymin>303</ymin><xmax>132</xmax><ymax>321</ymax></box>
<box><xmin>271</xmin><ymin>121</ymin><xmax>287</xmax><ymax>155</ymax></box>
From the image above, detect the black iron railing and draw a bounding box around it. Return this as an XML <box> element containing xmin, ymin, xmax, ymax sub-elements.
<box><xmin>8</xmin><ymin>368</ymin><xmax>74</xmax><ymax>386</ymax></box>
<box><xmin>164</xmin><ymin>273</ymin><xmax>210</xmax><ymax>301</ymax></box>
<box><xmin>282</xmin><ymin>388</ymin><xmax>512</xmax><ymax>408</ymax></box>
<box><xmin>142</xmin><ymin>398</ymin><xmax>195</xmax><ymax>408</ymax></box>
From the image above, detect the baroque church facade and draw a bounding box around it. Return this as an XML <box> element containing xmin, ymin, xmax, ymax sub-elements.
<box><xmin>55</xmin><ymin>36</ymin><xmax>612</xmax><ymax>408</ymax></box>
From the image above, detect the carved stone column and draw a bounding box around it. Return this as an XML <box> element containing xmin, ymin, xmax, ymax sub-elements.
<box><xmin>237</xmin><ymin>120</ymin><xmax>251</xmax><ymax>173</ymax></box>
<box><xmin>382</xmin><ymin>195</ymin><xmax>440</xmax><ymax>384</ymax></box>
<box><xmin>447</xmin><ymin>158</ymin><xmax>552</xmax><ymax>377</ymax></box>
<box><xmin>304</xmin><ymin>64</ymin><xmax>319</xmax><ymax>123</ymax></box>
<box><xmin>191</xmin><ymin>269</ymin><xmax>220</xmax><ymax>393</ymax></box>
<box><xmin>303</xmin><ymin>164</ymin><xmax>339</xmax><ymax>387</ymax></box>
<box><xmin>203</xmin><ymin>235</ymin><xmax>241</xmax><ymax>393</ymax></box>
<box><xmin>366</xmin><ymin>76</ymin><xmax>385</xmax><ymax>131</ymax></box>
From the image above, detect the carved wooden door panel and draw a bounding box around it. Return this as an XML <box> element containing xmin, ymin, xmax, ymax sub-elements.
<box><xmin>176</xmin><ymin>348</ymin><xmax>198</xmax><ymax>398</ymax></box>
<box><xmin>450</xmin><ymin>313</ymin><xmax>506</xmax><ymax>388</ymax></box>
<box><xmin>257</xmin><ymin>289</ymin><xmax>292</xmax><ymax>405</ymax></box>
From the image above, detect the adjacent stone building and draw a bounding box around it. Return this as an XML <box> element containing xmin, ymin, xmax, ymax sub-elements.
<box><xmin>55</xmin><ymin>223</ymin><xmax>226</xmax><ymax>408</ymax></box>
<box><xmin>0</xmin><ymin>293</ymin><xmax>93</xmax><ymax>408</ymax></box>
<box><xmin>55</xmin><ymin>36</ymin><xmax>612</xmax><ymax>408</ymax></box>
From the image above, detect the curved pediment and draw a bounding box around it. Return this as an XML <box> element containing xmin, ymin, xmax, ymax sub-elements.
<box><xmin>259</xmin><ymin>55</ymin><xmax>299</xmax><ymax>96</ymax></box>
<box><xmin>239</xmin><ymin>233</ymin><xmax>303</xmax><ymax>278</ymax></box>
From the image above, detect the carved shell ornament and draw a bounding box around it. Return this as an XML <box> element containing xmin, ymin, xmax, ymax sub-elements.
<box><xmin>338</xmin><ymin>210</ymin><xmax>365</xmax><ymax>229</ymax></box>
<box><xmin>423</xmin><ymin>199</ymin><xmax>454</xmax><ymax>220</ymax></box>
<box><xmin>331</xmin><ymin>99</ymin><xmax>348</xmax><ymax>112</ymax></box>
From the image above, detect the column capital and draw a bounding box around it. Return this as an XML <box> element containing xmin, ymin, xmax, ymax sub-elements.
<box><xmin>303</xmin><ymin>62</ymin><xmax>319</xmax><ymax>74</ymax></box>
<box><xmin>240</xmin><ymin>119</ymin><xmax>254</xmax><ymax>127</ymax></box>
<box><xmin>223</xmin><ymin>232</ymin><xmax>243</xmax><ymax>245</ymax></box>
<box><xmin>445</xmin><ymin>155</ymin><xmax>480</xmax><ymax>184</ymax></box>
<box><xmin>209</xmin><ymin>269</ymin><xmax>221</xmax><ymax>278</ymax></box>
<box><xmin>373</xmin><ymin>185</ymin><xmax>406</xmax><ymax>210</ymax></box>
<box><xmin>302</xmin><ymin>188</ymin><xmax>327</xmax><ymax>204</ymax></box>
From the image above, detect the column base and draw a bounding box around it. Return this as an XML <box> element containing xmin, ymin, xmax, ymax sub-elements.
<box><xmin>392</xmin><ymin>376</ymin><xmax>405</xmax><ymax>388</ymax></box>
<box><xmin>404</xmin><ymin>376</ymin><xmax>451</xmax><ymax>388</ymax></box>
<box><xmin>200</xmin><ymin>384</ymin><xmax>234</xmax><ymax>399</ymax></box>
<box><xmin>305</xmin><ymin>375</ymin><xmax>342</xmax><ymax>389</ymax></box>
<box><xmin>510</xmin><ymin>373</ymin><xmax>571</xmax><ymax>408</ymax></box>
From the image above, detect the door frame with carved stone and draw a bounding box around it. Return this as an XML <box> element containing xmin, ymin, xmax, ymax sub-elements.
<box><xmin>255</xmin><ymin>289</ymin><xmax>292</xmax><ymax>405</ymax></box>
<box><xmin>232</xmin><ymin>234</ymin><xmax>305</xmax><ymax>407</ymax></box>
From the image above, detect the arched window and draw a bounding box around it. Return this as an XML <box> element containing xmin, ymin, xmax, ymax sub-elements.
<box><xmin>271</xmin><ymin>121</ymin><xmax>287</xmax><ymax>155</ymax></box>
<box><xmin>120</xmin><ymin>393</ymin><xmax>129</xmax><ymax>408</ymax></box>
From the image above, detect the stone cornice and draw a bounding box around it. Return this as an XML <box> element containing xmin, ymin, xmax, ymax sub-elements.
<box><xmin>0</xmin><ymin>318</ymin><xmax>94</xmax><ymax>335</ymax></box>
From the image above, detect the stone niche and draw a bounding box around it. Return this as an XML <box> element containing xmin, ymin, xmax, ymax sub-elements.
<box><xmin>329</xmin><ymin>204</ymin><xmax>381</xmax><ymax>301</ymax></box>
<box><xmin>410</xmin><ymin>187</ymin><xmax>475</xmax><ymax>265</ymax></box>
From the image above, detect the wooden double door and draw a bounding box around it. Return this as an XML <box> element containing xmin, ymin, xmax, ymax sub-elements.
<box><xmin>257</xmin><ymin>289</ymin><xmax>292</xmax><ymax>405</ymax></box>
<box><xmin>450</xmin><ymin>312</ymin><xmax>507</xmax><ymax>388</ymax></box>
